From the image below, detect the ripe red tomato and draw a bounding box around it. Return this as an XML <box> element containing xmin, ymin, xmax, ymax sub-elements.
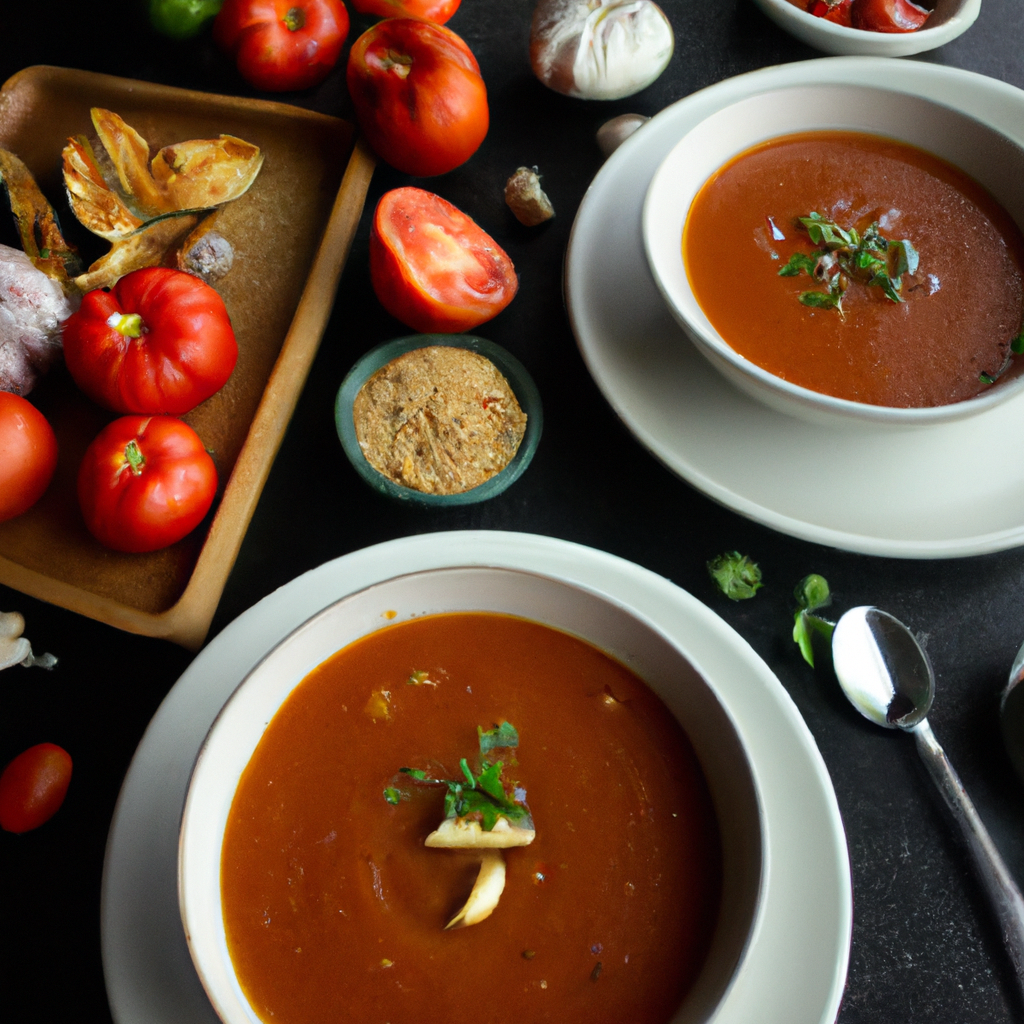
<box><xmin>62</xmin><ymin>267</ymin><xmax>237</xmax><ymax>416</ymax></box>
<box><xmin>0</xmin><ymin>743</ymin><xmax>72</xmax><ymax>834</ymax></box>
<box><xmin>348</xmin><ymin>0</ymin><xmax>459</xmax><ymax>23</ymax></box>
<box><xmin>0</xmin><ymin>392</ymin><xmax>58</xmax><ymax>523</ymax></box>
<box><xmin>347</xmin><ymin>18</ymin><xmax>488</xmax><ymax>177</ymax></box>
<box><xmin>370</xmin><ymin>187</ymin><xmax>518</xmax><ymax>332</ymax></box>
<box><xmin>214</xmin><ymin>0</ymin><xmax>350</xmax><ymax>92</ymax></box>
<box><xmin>851</xmin><ymin>0</ymin><xmax>930</xmax><ymax>31</ymax></box>
<box><xmin>77</xmin><ymin>415</ymin><xmax>218</xmax><ymax>553</ymax></box>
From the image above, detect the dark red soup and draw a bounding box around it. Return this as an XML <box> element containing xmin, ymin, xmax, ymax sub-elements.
<box><xmin>221</xmin><ymin>612</ymin><xmax>722</xmax><ymax>1024</ymax></box>
<box><xmin>683</xmin><ymin>130</ymin><xmax>1024</xmax><ymax>407</ymax></box>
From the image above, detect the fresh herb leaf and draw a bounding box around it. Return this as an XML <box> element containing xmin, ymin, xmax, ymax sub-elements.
<box><xmin>799</xmin><ymin>290</ymin><xmax>841</xmax><ymax>311</ymax></box>
<box><xmin>778</xmin><ymin>252</ymin><xmax>817</xmax><ymax>277</ymax></box>
<box><xmin>707</xmin><ymin>551</ymin><xmax>763</xmax><ymax>601</ymax></box>
<box><xmin>383</xmin><ymin>787</ymin><xmax>402</xmax><ymax>805</ymax></box>
<box><xmin>478</xmin><ymin>721</ymin><xmax>519</xmax><ymax>755</ymax></box>
<box><xmin>792</xmin><ymin>574</ymin><xmax>835</xmax><ymax>668</ymax></box>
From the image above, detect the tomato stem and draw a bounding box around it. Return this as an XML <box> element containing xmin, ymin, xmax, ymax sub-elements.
<box><xmin>284</xmin><ymin>6</ymin><xmax>306</xmax><ymax>31</ymax></box>
<box><xmin>382</xmin><ymin>49</ymin><xmax>413</xmax><ymax>78</ymax></box>
<box><xmin>123</xmin><ymin>440</ymin><xmax>146</xmax><ymax>476</ymax></box>
<box><xmin>106</xmin><ymin>312</ymin><xmax>145</xmax><ymax>338</ymax></box>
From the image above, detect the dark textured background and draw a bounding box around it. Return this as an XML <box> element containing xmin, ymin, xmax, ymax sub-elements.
<box><xmin>2</xmin><ymin>0</ymin><xmax>1024</xmax><ymax>1020</ymax></box>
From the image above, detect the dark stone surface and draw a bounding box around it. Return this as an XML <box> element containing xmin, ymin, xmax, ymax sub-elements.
<box><xmin>2</xmin><ymin>0</ymin><xmax>1024</xmax><ymax>1021</ymax></box>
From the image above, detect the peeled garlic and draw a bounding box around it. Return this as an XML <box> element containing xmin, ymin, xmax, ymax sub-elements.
<box><xmin>530</xmin><ymin>0</ymin><xmax>674</xmax><ymax>101</ymax></box>
<box><xmin>445</xmin><ymin>851</ymin><xmax>507</xmax><ymax>929</ymax></box>
<box><xmin>425</xmin><ymin>814</ymin><xmax>536</xmax><ymax>849</ymax></box>
<box><xmin>0</xmin><ymin>612</ymin><xmax>57</xmax><ymax>671</ymax></box>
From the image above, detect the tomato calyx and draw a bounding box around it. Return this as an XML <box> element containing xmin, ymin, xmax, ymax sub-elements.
<box><xmin>284</xmin><ymin>6</ymin><xmax>306</xmax><ymax>31</ymax></box>
<box><xmin>382</xmin><ymin>49</ymin><xmax>414</xmax><ymax>77</ymax></box>
<box><xmin>105</xmin><ymin>311</ymin><xmax>146</xmax><ymax>338</ymax></box>
<box><xmin>123</xmin><ymin>439</ymin><xmax>147</xmax><ymax>477</ymax></box>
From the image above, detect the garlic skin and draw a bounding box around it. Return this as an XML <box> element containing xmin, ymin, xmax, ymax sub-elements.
<box><xmin>530</xmin><ymin>0</ymin><xmax>674</xmax><ymax>101</ymax></box>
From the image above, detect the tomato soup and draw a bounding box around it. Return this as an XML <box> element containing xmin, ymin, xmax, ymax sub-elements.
<box><xmin>683</xmin><ymin>130</ymin><xmax>1024</xmax><ymax>407</ymax></box>
<box><xmin>221</xmin><ymin>613</ymin><xmax>722</xmax><ymax>1024</ymax></box>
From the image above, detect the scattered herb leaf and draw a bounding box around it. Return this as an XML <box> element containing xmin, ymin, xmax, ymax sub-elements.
<box><xmin>708</xmin><ymin>552</ymin><xmax>763</xmax><ymax>601</ymax></box>
<box><xmin>407</xmin><ymin>669</ymin><xmax>430</xmax><ymax>685</ymax></box>
<box><xmin>478</xmin><ymin>721</ymin><xmax>519</xmax><ymax>755</ymax></box>
<box><xmin>383</xmin><ymin>786</ymin><xmax>402</xmax><ymax>805</ymax></box>
<box><xmin>792</xmin><ymin>574</ymin><xmax>835</xmax><ymax>667</ymax></box>
<box><xmin>778</xmin><ymin>212</ymin><xmax>921</xmax><ymax>317</ymax></box>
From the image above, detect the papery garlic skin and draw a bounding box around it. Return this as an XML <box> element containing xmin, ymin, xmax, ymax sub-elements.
<box><xmin>531</xmin><ymin>0</ymin><xmax>674</xmax><ymax>101</ymax></box>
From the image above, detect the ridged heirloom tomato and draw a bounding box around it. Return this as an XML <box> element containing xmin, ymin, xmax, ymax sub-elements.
<box><xmin>62</xmin><ymin>267</ymin><xmax>237</xmax><ymax>416</ymax></box>
<box><xmin>346</xmin><ymin>18</ymin><xmax>489</xmax><ymax>176</ymax></box>
<box><xmin>0</xmin><ymin>743</ymin><xmax>72</xmax><ymax>834</ymax></box>
<box><xmin>77</xmin><ymin>415</ymin><xmax>218</xmax><ymax>553</ymax></box>
<box><xmin>348</xmin><ymin>0</ymin><xmax>460</xmax><ymax>23</ymax></box>
<box><xmin>0</xmin><ymin>392</ymin><xmax>58</xmax><ymax>522</ymax></box>
<box><xmin>370</xmin><ymin>187</ymin><xmax>518</xmax><ymax>332</ymax></box>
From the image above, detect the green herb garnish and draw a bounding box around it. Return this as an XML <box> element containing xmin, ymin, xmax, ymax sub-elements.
<box><xmin>792</xmin><ymin>574</ymin><xmax>835</xmax><ymax>667</ymax></box>
<box><xmin>383</xmin><ymin>787</ymin><xmax>402</xmax><ymax>805</ymax></box>
<box><xmin>478</xmin><ymin>721</ymin><xmax>519</xmax><ymax>755</ymax></box>
<box><xmin>778</xmin><ymin>213</ymin><xmax>920</xmax><ymax>317</ymax></box>
<box><xmin>708</xmin><ymin>551</ymin><xmax>763</xmax><ymax>601</ymax></box>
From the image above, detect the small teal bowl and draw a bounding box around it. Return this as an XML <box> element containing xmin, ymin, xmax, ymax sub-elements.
<box><xmin>335</xmin><ymin>335</ymin><xmax>543</xmax><ymax>506</ymax></box>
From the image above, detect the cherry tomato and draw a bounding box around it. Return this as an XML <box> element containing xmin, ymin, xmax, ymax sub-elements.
<box><xmin>77</xmin><ymin>415</ymin><xmax>218</xmax><ymax>553</ymax></box>
<box><xmin>0</xmin><ymin>392</ymin><xmax>58</xmax><ymax>523</ymax></box>
<box><xmin>62</xmin><ymin>267</ymin><xmax>237</xmax><ymax>417</ymax></box>
<box><xmin>214</xmin><ymin>0</ymin><xmax>350</xmax><ymax>92</ymax></box>
<box><xmin>347</xmin><ymin>18</ymin><xmax>488</xmax><ymax>177</ymax></box>
<box><xmin>851</xmin><ymin>0</ymin><xmax>930</xmax><ymax>31</ymax></box>
<box><xmin>370</xmin><ymin>187</ymin><xmax>518</xmax><ymax>333</ymax></box>
<box><xmin>348</xmin><ymin>0</ymin><xmax>459</xmax><ymax>23</ymax></box>
<box><xmin>0</xmin><ymin>743</ymin><xmax>72</xmax><ymax>834</ymax></box>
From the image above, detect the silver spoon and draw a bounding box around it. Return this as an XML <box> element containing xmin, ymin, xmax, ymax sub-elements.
<box><xmin>832</xmin><ymin>606</ymin><xmax>1024</xmax><ymax>998</ymax></box>
<box><xmin>1000</xmin><ymin>641</ymin><xmax>1024</xmax><ymax>786</ymax></box>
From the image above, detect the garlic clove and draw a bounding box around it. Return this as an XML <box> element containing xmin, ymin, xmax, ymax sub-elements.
<box><xmin>596</xmin><ymin>113</ymin><xmax>650</xmax><ymax>157</ymax></box>
<box><xmin>425</xmin><ymin>814</ymin><xmax>536</xmax><ymax>849</ymax></box>
<box><xmin>445</xmin><ymin>850</ymin><xmax>506</xmax><ymax>929</ymax></box>
<box><xmin>0</xmin><ymin>611</ymin><xmax>57</xmax><ymax>671</ymax></box>
<box><xmin>530</xmin><ymin>0</ymin><xmax>674</xmax><ymax>101</ymax></box>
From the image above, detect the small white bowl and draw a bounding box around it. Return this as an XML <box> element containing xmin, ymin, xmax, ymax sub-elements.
<box><xmin>179</xmin><ymin>567</ymin><xmax>764</xmax><ymax>1024</ymax></box>
<box><xmin>642</xmin><ymin>82</ymin><xmax>1024</xmax><ymax>429</ymax></box>
<box><xmin>751</xmin><ymin>0</ymin><xmax>980</xmax><ymax>56</ymax></box>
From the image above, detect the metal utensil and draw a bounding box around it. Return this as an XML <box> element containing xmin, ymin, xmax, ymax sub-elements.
<box><xmin>833</xmin><ymin>606</ymin><xmax>1024</xmax><ymax>999</ymax></box>
<box><xmin>1000</xmin><ymin>640</ymin><xmax>1024</xmax><ymax>786</ymax></box>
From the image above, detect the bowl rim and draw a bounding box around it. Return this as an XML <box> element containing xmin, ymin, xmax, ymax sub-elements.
<box><xmin>178</xmin><ymin>564</ymin><xmax>767</xmax><ymax>1024</ymax></box>
<box><xmin>642</xmin><ymin>82</ymin><xmax>1024</xmax><ymax>426</ymax></box>
<box><xmin>335</xmin><ymin>334</ymin><xmax>543</xmax><ymax>505</ymax></box>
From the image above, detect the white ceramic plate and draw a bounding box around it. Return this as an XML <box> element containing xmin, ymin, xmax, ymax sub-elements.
<box><xmin>101</xmin><ymin>531</ymin><xmax>851</xmax><ymax>1024</ymax></box>
<box><xmin>566</xmin><ymin>56</ymin><xmax>1024</xmax><ymax>558</ymax></box>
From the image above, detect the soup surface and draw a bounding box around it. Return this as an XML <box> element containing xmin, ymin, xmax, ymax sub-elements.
<box><xmin>221</xmin><ymin>613</ymin><xmax>722</xmax><ymax>1024</ymax></box>
<box><xmin>683</xmin><ymin>130</ymin><xmax>1024</xmax><ymax>407</ymax></box>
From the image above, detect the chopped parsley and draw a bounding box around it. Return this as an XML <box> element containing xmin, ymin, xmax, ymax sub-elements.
<box><xmin>792</xmin><ymin>574</ymin><xmax>835</xmax><ymax>668</ymax></box>
<box><xmin>707</xmin><ymin>551</ymin><xmax>763</xmax><ymax>601</ymax></box>
<box><xmin>778</xmin><ymin>212</ymin><xmax>920</xmax><ymax>317</ymax></box>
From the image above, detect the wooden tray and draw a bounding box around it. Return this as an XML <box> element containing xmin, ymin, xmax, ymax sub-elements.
<box><xmin>0</xmin><ymin>66</ymin><xmax>374</xmax><ymax>650</ymax></box>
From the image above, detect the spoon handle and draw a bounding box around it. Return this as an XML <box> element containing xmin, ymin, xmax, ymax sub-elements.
<box><xmin>914</xmin><ymin>719</ymin><xmax>1024</xmax><ymax>994</ymax></box>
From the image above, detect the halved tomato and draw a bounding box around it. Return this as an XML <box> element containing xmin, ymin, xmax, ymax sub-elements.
<box><xmin>369</xmin><ymin>187</ymin><xmax>518</xmax><ymax>333</ymax></box>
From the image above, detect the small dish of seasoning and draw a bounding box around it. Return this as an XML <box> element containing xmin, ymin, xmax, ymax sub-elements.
<box><xmin>336</xmin><ymin>335</ymin><xmax>542</xmax><ymax>505</ymax></box>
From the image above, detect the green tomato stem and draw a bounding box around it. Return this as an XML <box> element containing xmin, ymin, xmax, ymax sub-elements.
<box><xmin>123</xmin><ymin>440</ymin><xmax>146</xmax><ymax>476</ymax></box>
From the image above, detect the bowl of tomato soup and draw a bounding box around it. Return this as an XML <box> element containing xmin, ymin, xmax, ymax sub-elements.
<box><xmin>643</xmin><ymin>84</ymin><xmax>1024</xmax><ymax>428</ymax></box>
<box><xmin>179</xmin><ymin>567</ymin><xmax>763</xmax><ymax>1024</ymax></box>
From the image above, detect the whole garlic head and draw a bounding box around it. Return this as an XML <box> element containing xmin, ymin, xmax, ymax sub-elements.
<box><xmin>530</xmin><ymin>0</ymin><xmax>674</xmax><ymax>101</ymax></box>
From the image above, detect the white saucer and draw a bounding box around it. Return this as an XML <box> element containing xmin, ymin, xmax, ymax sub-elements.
<box><xmin>567</xmin><ymin>56</ymin><xmax>1024</xmax><ymax>558</ymax></box>
<box><xmin>101</xmin><ymin>531</ymin><xmax>850</xmax><ymax>1024</ymax></box>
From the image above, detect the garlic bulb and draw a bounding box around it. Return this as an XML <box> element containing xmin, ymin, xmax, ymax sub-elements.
<box><xmin>530</xmin><ymin>0</ymin><xmax>674</xmax><ymax>101</ymax></box>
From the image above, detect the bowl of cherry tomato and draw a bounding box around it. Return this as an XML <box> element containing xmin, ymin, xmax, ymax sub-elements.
<box><xmin>751</xmin><ymin>0</ymin><xmax>980</xmax><ymax>55</ymax></box>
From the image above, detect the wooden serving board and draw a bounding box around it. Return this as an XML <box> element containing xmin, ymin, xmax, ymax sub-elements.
<box><xmin>0</xmin><ymin>66</ymin><xmax>375</xmax><ymax>650</ymax></box>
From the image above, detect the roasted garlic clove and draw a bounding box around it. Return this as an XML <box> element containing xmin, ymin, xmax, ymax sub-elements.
<box><xmin>425</xmin><ymin>814</ymin><xmax>536</xmax><ymax>849</ymax></box>
<box><xmin>0</xmin><ymin>612</ymin><xmax>57</xmax><ymax>671</ymax></box>
<box><xmin>530</xmin><ymin>0</ymin><xmax>674</xmax><ymax>101</ymax></box>
<box><xmin>504</xmin><ymin>166</ymin><xmax>555</xmax><ymax>226</ymax></box>
<box><xmin>445</xmin><ymin>850</ymin><xmax>506</xmax><ymax>929</ymax></box>
<box><xmin>91</xmin><ymin>108</ymin><xmax>263</xmax><ymax>217</ymax></box>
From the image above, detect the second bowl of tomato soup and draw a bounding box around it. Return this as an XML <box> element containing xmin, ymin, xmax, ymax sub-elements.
<box><xmin>178</xmin><ymin>567</ymin><xmax>763</xmax><ymax>1024</ymax></box>
<box><xmin>643</xmin><ymin>83</ymin><xmax>1024</xmax><ymax>428</ymax></box>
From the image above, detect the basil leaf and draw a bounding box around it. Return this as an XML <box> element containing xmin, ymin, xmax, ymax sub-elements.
<box><xmin>799</xmin><ymin>291</ymin><xmax>840</xmax><ymax>310</ymax></box>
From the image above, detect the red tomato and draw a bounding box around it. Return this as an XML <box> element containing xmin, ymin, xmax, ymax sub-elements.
<box><xmin>0</xmin><ymin>392</ymin><xmax>58</xmax><ymax>523</ymax></box>
<box><xmin>348</xmin><ymin>0</ymin><xmax>460</xmax><ymax>23</ymax></box>
<box><xmin>214</xmin><ymin>0</ymin><xmax>350</xmax><ymax>92</ymax></box>
<box><xmin>0</xmin><ymin>743</ymin><xmax>72</xmax><ymax>834</ymax></box>
<box><xmin>347</xmin><ymin>18</ymin><xmax>488</xmax><ymax>177</ymax></box>
<box><xmin>851</xmin><ymin>0</ymin><xmax>930</xmax><ymax>31</ymax></box>
<box><xmin>807</xmin><ymin>0</ymin><xmax>853</xmax><ymax>25</ymax></box>
<box><xmin>77</xmin><ymin>415</ymin><xmax>218</xmax><ymax>553</ymax></box>
<box><xmin>370</xmin><ymin>187</ymin><xmax>518</xmax><ymax>332</ymax></box>
<box><xmin>61</xmin><ymin>267</ymin><xmax>237</xmax><ymax>416</ymax></box>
